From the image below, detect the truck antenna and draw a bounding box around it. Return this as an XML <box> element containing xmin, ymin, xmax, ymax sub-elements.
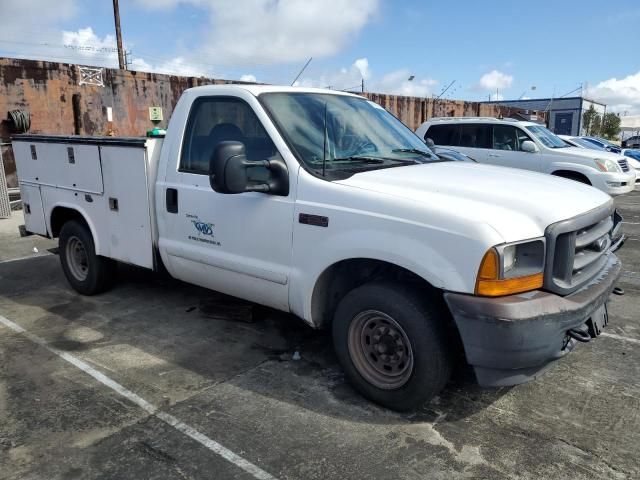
<box><xmin>291</xmin><ymin>57</ymin><xmax>313</xmax><ymax>86</ymax></box>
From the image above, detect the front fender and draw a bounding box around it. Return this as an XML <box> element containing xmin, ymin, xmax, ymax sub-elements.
<box><xmin>288</xmin><ymin>221</ymin><xmax>498</xmax><ymax>327</ymax></box>
<box><xmin>545</xmin><ymin>161</ymin><xmax>598</xmax><ymax>179</ymax></box>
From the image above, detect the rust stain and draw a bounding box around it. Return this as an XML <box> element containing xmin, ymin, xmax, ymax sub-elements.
<box><xmin>0</xmin><ymin>57</ymin><xmax>547</xmax><ymax>178</ymax></box>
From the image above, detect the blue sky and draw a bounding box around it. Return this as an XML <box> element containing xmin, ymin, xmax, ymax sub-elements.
<box><xmin>1</xmin><ymin>0</ymin><xmax>639</xmax><ymax>112</ymax></box>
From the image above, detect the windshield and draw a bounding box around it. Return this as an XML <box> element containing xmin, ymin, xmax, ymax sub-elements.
<box><xmin>572</xmin><ymin>137</ymin><xmax>604</xmax><ymax>150</ymax></box>
<box><xmin>624</xmin><ymin>149</ymin><xmax>640</xmax><ymax>161</ymax></box>
<box><xmin>525</xmin><ymin>125</ymin><xmax>567</xmax><ymax>148</ymax></box>
<box><xmin>594</xmin><ymin>136</ymin><xmax>618</xmax><ymax>148</ymax></box>
<box><xmin>259</xmin><ymin>92</ymin><xmax>442</xmax><ymax>178</ymax></box>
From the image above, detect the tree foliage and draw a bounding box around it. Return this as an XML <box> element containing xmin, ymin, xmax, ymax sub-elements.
<box><xmin>600</xmin><ymin>112</ymin><xmax>621</xmax><ymax>140</ymax></box>
<box><xmin>582</xmin><ymin>105</ymin><xmax>600</xmax><ymax>135</ymax></box>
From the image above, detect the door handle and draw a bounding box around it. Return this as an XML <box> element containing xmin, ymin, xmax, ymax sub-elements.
<box><xmin>166</xmin><ymin>188</ymin><xmax>178</xmax><ymax>213</ymax></box>
<box><xmin>488</xmin><ymin>153</ymin><xmax>501</xmax><ymax>157</ymax></box>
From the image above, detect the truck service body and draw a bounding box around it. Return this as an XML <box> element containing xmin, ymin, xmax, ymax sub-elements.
<box><xmin>13</xmin><ymin>85</ymin><xmax>624</xmax><ymax>410</ymax></box>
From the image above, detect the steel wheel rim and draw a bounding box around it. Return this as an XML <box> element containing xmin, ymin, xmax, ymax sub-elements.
<box><xmin>66</xmin><ymin>236</ymin><xmax>89</xmax><ymax>281</ymax></box>
<box><xmin>347</xmin><ymin>310</ymin><xmax>414</xmax><ymax>390</ymax></box>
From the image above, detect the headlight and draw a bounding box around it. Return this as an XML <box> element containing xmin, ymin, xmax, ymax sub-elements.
<box><xmin>476</xmin><ymin>239</ymin><xmax>545</xmax><ymax>296</ymax></box>
<box><xmin>594</xmin><ymin>158</ymin><xmax>621</xmax><ymax>173</ymax></box>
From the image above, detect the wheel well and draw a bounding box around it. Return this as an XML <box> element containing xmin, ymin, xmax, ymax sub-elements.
<box><xmin>50</xmin><ymin>207</ymin><xmax>88</xmax><ymax>238</ymax></box>
<box><xmin>310</xmin><ymin>259</ymin><xmax>440</xmax><ymax>329</ymax></box>
<box><xmin>552</xmin><ymin>170</ymin><xmax>591</xmax><ymax>185</ymax></box>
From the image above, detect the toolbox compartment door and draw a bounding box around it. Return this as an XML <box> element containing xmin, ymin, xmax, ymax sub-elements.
<box><xmin>100</xmin><ymin>144</ymin><xmax>154</xmax><ymax>269</ymax></box>
<box><xmin>13</xmin><ymin>141</ymin><xmax>103</xmax><ymax>194</ymax></box>
<box><xmin>20</xmin><ymin>184</ymin><xmax>47</xmax><ymax>236</ymax></box>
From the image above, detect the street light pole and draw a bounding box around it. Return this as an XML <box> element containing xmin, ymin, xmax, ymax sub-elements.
<box><xmin>112</xmin><ymin>0</ymin><xmax>126</xmax><ymax>70</ymax></box>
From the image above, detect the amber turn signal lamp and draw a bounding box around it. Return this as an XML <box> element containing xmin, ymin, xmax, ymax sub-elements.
<box><xmin>475</xmin><ymin>248</ymin><xmax>543</xmax><ymax>297</ymax></box>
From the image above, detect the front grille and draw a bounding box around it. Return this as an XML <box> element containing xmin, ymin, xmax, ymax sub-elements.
<box><xmin>618</xmin><ymin>159</ymin><xmax>630</xmax><ymax>172</ymax></box>
<box><xmin>544</xmin><ymin>202</ymin><xmax>615</xmax><ymax>295</ymax></box>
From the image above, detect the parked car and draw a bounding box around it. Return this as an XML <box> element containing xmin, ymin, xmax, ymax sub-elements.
<box><xmin>13</xmin><ymin>86</ymin><xmax>625</xmax><ymax>411</ymax></box>
<box><xmin>580</xmin><ymin>136</ymin><xmax>622</xmax><ymax>154</ymax></box>
<box><xmin>416</xmin><ymin>117</ymin><xmax>635</xmax><ymax>196</ymax></box>
<box><xmin>622</xmin><ymin>135</ymin><xmax>640</xmax><ymax>148</ymax></box>
<box><xmin>558</xmin><ymin>135</ymin><xmax>603</xmax><ymax>150</ymax></box>
<box><xmin>560</xmin><ymin>135</ymin><xmax>637</xmax><ymax>187</ymax></box>
<box><xmin>621</xmin><ymin>149</ymin><xmax>640</xmax><ymax>187</ymax></box>
<box><xmin>432</xmin><ymin>146</ymin><xmax>476</xmax><ymax>162</ymax></box>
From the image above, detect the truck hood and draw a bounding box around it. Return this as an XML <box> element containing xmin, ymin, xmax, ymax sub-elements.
<box><xmin>336</xmin><ymin>162</ymin><xmax>612</xmax><ymax>243</ymax></box>
<box><xmin>558</xmin><ymin>146</ymin><xmax>626</xmax><ymax>162</ymax></box>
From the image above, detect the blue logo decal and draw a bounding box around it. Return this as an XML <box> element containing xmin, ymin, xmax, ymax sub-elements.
<box><xmin>192</xmin><ymin>220</ymin><xmax>214</xmax><ymax>236</ymax></box>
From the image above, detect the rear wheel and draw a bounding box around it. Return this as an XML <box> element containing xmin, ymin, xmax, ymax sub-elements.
<box><xmin>332</xmin><ymin>282</ymin><xmax>453</xmax><ymax>411</ymax></box>
<box><xmin>59</xmin><ymin>220</ymin><xmax>115</xmax><ymax>295</ymax></box>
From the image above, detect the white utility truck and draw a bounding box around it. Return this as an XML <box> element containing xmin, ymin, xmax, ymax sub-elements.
<box><xmin>13</xmin><ymin>85</ymin><xmax>624</xmax><ymax>410</ymax></box>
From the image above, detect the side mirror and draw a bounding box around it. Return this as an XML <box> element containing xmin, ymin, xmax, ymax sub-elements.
<box><xmin>521</xmin><ymin>140</ymin><xmax>538</xmax><ymax>153</ymax></box>
<box><xmin>425</xmin><ymin>138</ymin><xmax>435</xmax><ymax>148</ymax></box>
<box><xmin>209</xmin><ymin>141</ymin><xmax>289</xmax><ymax>196</ymax></box>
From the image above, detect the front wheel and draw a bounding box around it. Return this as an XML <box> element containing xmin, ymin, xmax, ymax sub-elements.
<box><xmin>59</xmin><ymin>220</ymin><xmax>116</xmax><ymax>295</ymax></box>
<box><xmin>332</xmin><ymin>282</ymin><xmax>453</xmax><ymax>411</ymax></box>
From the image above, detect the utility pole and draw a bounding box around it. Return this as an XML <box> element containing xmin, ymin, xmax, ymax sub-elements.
<box><xmin>361</xmin><ymin>78</ymin><xmax>365</xmax><ymax>93</ymax></box>
<box><xmin>112</xmin><ymin>0</ymin><xmax>126</xmax><ymax>70</ymax></box>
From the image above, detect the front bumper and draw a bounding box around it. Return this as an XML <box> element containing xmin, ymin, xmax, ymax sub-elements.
<box><xmin>444</xmin><ymin>254</ymin><xmax>622</xmax><ymax>387</ymax></box>
<box><xmin>591</xmin><ymin>171</ymin><xmax>636</xmax><ymax>195</ymax></box>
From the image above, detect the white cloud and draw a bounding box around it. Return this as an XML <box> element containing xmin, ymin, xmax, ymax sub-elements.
<box><xmin>0</xmin><ymin>0</ymin><xmax>76</xmax><ymax>39</ymax></box>
<box><xmin>478</xmin><ymin>70</ymin><xmax>513</xmax><ymax>90</ymax></box>
<box><xmin>377</xmin><ymin>69</ymin><xmax>437</xmax><ymax>97</ymax></box>
<box><xmin>60</xmin><ymin>27</ymin><xmax>209</xmax><ymax>77</ymax></box>
<box><xmin>135</xmin><ymin>0</ymin><xmax>379</xmax><ymax>65</ymax></box>
<box><xmin>353</xmin><ymin>58</ymin><xmax>371</xmax><ymax>80</ymax></box>
<box><xmin>586</xmin><ymin>71</ymin><xmax>640</xmax><ymax>114</ymax></box>
<box><xmin>294</xmin><ymin>58</ymin><xmax>437</xmax><ymax>97</ymax></box>
<box><xmin>240</xmin><ymin>74</ymin><xmax>257</xmax><ymax>82</ymax></box>
<box><xmin>62</xmin><ymin>27</ymin><xmax>118</xmax><ymax>63</ymax></box>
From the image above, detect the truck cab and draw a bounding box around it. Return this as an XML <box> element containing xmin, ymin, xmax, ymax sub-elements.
<box><xmin>13</xmin><ymin>86</ymin><xmax>624</xmax><ymax>411</ymax></box>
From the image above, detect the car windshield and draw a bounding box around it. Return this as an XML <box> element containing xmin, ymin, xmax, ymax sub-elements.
<box><xmin>259</xmin><ymin>92</ymin><xmax>443</xmax><ymax>178</ymax></box>
<box><xmin>525</xmin><ymin>125</ymin><xmax>567</xmax><ymax>148</ymax></box>
<box><xmin>573</xmin><ymin>137</ymin><xmax>604</xmax><ymax>150</ymax></box>
<box><xmin>625</xmin><ymin>149</ymin><xmax>640</xmax><ymax>161</ymax></box>
<box><xmin>594</xmin><ymin>136</ymin><xmax>617</xmax><ymax>148</ymax></box>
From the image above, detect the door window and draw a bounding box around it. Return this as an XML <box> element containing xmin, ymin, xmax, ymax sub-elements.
<box><xmin>515</xmin><ymin>128</ymin><xmax>534</xmax><ymax>149</ymax></box>
<box><xmin>492</xmin><ymin>125</ymin><xmax>518</xmax><ymax>151</ymax></box>
<box><xmin>493</xmin><ymin>125</ymin><xmax>536</xmax><ymax>151</ymax></box>
<box><xmin>458</xmin><ymin>124</ymin><xmax>490</xmax><ymax>148</ymax></box>
<box><xmin>180</xmin><ymin>97</ymin><xmax>281</xmax><ymax>180</ymax></box>
<box><xmin>425</xmin><ymin>124</ymin><xmax>459</xmax><ymax>146</ymax></box>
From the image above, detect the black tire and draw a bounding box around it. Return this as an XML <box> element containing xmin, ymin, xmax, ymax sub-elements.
<box><xmin>333</xmin><ymin>282</ymin><xmax>453</xmax><ymax>411</ymax></box>
<box><xmin>59</xmin><ymin>220</ymin><xmax>116</xmax><ymax>295</ymax></box>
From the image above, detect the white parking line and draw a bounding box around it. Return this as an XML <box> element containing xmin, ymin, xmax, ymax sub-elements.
<box><xmin>601</xmin><ymin>332</ymin><xmax>640</xmax><ymax>345</ymax></box>
<box><xmin>0</xmin><ymin>253</ymin><xmax>53</xmax><ymax>264</ymax></box>
<box><xmin>0</xmin><ymin>314</ymin><xmax>279</xmax><ymax>480</ymax></box>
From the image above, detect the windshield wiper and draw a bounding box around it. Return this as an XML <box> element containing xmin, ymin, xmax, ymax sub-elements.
<box><xmin>332</xmin><ymin>156</ymin><xmax>386</xmax><ymax>163</ymax></box>
<box><xmin>391</xmin><ymin>148</ymin><xmax>436</xmax><ymax>158</ymax></box>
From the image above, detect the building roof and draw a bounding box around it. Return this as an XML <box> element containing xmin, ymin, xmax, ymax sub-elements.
<box><xmin>482</xmin><ymin>96</ymin><xmax>606</xmax><ymax>107</ymax></box>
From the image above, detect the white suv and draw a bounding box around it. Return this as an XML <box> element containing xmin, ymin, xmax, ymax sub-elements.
<box><xmin>416</xmin><ymin>118</ymin><xmax>635</xmax><ymax>196</ymax></box>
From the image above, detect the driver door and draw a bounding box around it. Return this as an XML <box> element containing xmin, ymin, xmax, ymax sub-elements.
<box><xmin>159</xmin><ymin>95</ymin><xmax>295</xmax><ymax>311</ymax></box>
<box><xmin>487</xmin><ymin>125</ymin><xmax>541</xmax><ymax>172</ymax></box>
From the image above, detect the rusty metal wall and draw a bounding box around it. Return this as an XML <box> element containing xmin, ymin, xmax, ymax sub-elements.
<box><xmin>0</xmin><ymin>57</ymin><xmax>546</xmax><ymax>185</ymax></box>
